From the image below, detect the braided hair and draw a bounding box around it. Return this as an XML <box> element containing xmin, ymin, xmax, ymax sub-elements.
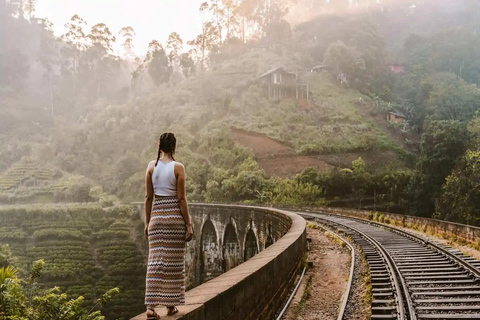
<box><xmin>155</xmin><ymin>132</ymin><xmax>177</xmax><ymax>166</ymax></box>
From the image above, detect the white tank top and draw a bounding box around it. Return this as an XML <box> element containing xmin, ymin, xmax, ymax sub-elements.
<box><xmin>152</xmin><ymin>161</ymin><xmax>177</xmax><ymax>196</ymax></box>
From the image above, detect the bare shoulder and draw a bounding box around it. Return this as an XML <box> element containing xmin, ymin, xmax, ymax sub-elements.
<box><xmin>146</xmin><ymin>160</ymin><xmax>156</xmax><ymax>173</ymax></box>
<box><xmin>174</xmin><ymin>162</ymin><xmax>185</xmax><ymax>175</ymax></box>
<box><xmin>174</xmin><ymin>161</ymin><xmax>185</xmax><ymax>171</ymax></box>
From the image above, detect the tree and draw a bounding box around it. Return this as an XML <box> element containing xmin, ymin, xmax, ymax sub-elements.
<box><xmin>146</xmin><ymin>40</ymin><xmax>171</xmax><ymax>86</ymax></box>
<box><xmin>118</xmin><ymin>26</ymin><xmax>135</xmax><ymax>61</ymax></box>
<box><xmin>61</xmin><ymin>15</ymin><xmax>88</xmax><ymax>101</ymax></box>
<box><xmin>264</xmin><ymin>19</ymin><xmax>291</xmax><ymax>46</ymax></box>
<box><xmin>426</xmin><ymin>73</ymin><xmax>480</xmax><ymax>121</ymax></box>
<box><xmin>222</xmin><ymin>0</ymin><xmax>238</xmax><ymax>39</ymax></box>
<box><xmin>323</xmin><ymin>40</ymin><xmax>365</xmax><ymax>82</ymax></box>
<box><xmin>23</xmin><ymin>0</ymin><xmax>36</xmax><ymax>20</ymax></box>
<box><xmin>208</xmin><ymin>0</ymin><xmax>225</xmax><ymax>43</ymax></box>
<box><xmin>85</xmin><ymin>23</ymin><xmax>117</xmax><ymax>100</ymax></box>
<box><xmin>408</xmin><ymin>120</ymin><xmax>470</xmax><ymax>217</ymax></box>
<box><xmin>165</xmin><ymin>32</ymin><xmax>183</xmax><ymax>65</ymax></box>
<box><xmin>87</xmin><ymin>23</ymin><xmax>116</xmax><ymax>54</ymax></box>
<box><xmin>0</xmin><ymin>259</ymin><xmax>119</xmax><ymax>319</ymax></box>
<box><xmin>62</xmin><ymin>15</ymin><xmax>88</xmax><ymax>50</ymax></box>
<box><xmin>435</xmin><ymin>150</ymin><xmax>480</xmax><ymax>226</ymax></box>
<box><xmin>38</xmin><ymin>25</ymin><xmax>59</xmax><ymax>116</ymax></box>
<box><xmin>187</xmin><ymin>21</ymin><xmax>220</xmax><ymax>70</ymax></box>
<box><xmin>180</xmin><ymin>51</ymin><xmax>195</xmax><ymax>77</ymax></box>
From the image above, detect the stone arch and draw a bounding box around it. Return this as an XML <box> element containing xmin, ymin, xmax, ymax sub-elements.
<box><xmin>222</xmin><ymin>222</ymin><xmax>241</xmax><ymax>272</ymax></box>
<box><xmin>265</xmin><ymin>236</ymin><xmax>274</xmax><ymax>248</ymax></box>
<box><xmin>244</xmin><ymin>228</ymin><xmax>258</xmax><ymax>261</ymax></box>
<box><xmin>200</xmin><ymin>219</ymin><xmax>221</xmax><ymax>283</ymax></box>
<box><xmin>265</xmin><ymin>223</ymin><xmax>274</xmax><ymax>248</ymax></box>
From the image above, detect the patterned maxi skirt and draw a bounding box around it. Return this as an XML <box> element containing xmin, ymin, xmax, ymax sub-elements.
<box><xmin>145</xmin><ymin>195</ymin><xmax>186</xmax><ymax>306</ymax></box>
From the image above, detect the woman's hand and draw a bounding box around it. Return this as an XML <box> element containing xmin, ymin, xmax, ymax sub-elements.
<box><xmin>144</xmin><ymin>224</ymin><xmax>149</xmax><ymax>239</ymax></box>
<box><xmin>185</xmin><ymin>224</ymin><xmax>193</xmax><ymax>242</ymax></box>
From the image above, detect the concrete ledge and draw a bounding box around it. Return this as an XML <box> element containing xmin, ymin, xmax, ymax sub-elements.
<box><xmin>131</xmin><ymin>204</ymin><xmax>306</xmax><ymax>320</ymax></box>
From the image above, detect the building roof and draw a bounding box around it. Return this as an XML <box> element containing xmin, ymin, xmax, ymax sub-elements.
<box><xmin>388</xmin><ymin>111</ymin><xmax>407</xmax><ymax>118</ymax></box>
<box><xmin>311</xmin><ymin>64</ymin><xmax>328</xmax><ymax>70</ymax></box>
<box><xmin>257</xmin><ymin>67</ymin><xmax>295</xmax><ymax>80</ymax></box>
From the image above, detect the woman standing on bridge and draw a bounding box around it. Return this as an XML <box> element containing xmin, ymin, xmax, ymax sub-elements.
<box><xmin>143</xmin><ymin>132</ymin><xmax>194</xmax><ymax>319</ymax></box>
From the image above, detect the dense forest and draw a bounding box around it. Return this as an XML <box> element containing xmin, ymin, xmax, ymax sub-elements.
<box><xmin>2</xmin><ymin>0</ymin><xmax>480</xmax><ymax>317</ymax></box>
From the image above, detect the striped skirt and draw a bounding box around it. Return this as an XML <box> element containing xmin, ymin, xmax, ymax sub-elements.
<box><xmin>145</xmin><ymin>195</ymin><xmax>186</xmax><ymax>306</ymax></box>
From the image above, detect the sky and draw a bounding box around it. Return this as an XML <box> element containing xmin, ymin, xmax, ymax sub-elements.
<box><xmin>35</xmin><ymin>0</ymin><xmax>205</xmax><ymax>56</ymax></box>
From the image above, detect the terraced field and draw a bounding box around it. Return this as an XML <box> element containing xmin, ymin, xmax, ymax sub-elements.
<box><xmin>0</xmin><ymin>205</ymin><xmax>147</xmax><ymax>320</ymax></box>
<box><xmin>0</xmin><ymin>159</ymin><xmax>95</xmax><ymax>204</ymax></box>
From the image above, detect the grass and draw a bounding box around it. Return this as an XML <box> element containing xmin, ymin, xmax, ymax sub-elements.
<box><xmin>226</xmin><ymin>72</ymin><xmax>404</xmax><ymax>157</ymax></box>
<box><xmin>325</xmin><ymin>230</ymin><xmax>346</xmax><ymax>248</ymax></box>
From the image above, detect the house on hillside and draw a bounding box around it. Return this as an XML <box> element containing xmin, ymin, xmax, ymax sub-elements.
<box><xmin>387</xmin><ymin>111</ymin><xmax>407</xmax><ymax>123</ymax></box>
<box><xmin>389</xmin><ymin>64</ymin><xmax>405</xmax><ymax>74</ymax></box>
<box><xmin>256</xmin><ymin>67</ymin><xmax>309</xmax><ymax>100</ymax></box>
<box><xmin>309</xmin><ymin>64</ymin><xmax>328</xmax><ymax>73</ymax></box>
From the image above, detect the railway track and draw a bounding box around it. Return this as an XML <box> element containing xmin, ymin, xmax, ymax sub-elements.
<box><xmin>300</xmin><ymin>212</ymin><xmax>480</xmax><ymax>320</ymax></box>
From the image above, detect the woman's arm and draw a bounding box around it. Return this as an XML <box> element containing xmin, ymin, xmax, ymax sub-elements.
<box><xmin>176</xmin><ymin>163</ymin><xmax>193</xmax><ymax>241</ymax></box>
<box><xmin>144</xmin><ymin>161</ymin><xmax>154</xmax><ymax>238</ymax></box>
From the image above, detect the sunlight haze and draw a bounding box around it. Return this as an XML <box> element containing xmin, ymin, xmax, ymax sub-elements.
<box><xmin>35</xmin><ymin>0</ymin><xmax>204</xmax><ymax>56</ymax></box>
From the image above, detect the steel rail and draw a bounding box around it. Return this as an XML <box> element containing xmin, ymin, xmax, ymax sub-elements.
<box><xmin>371</xmin><ymin>220</ymin><xmax>480</xmax><ymax>281</ymax></box>
<box><xmin>328</xmin><ymin>212</ymin><xmax>480</xmax><ymax>281</ymax></box>
<box><xmin>302</xmin><ymin>212</ymin><xmax>412</xmax><ymax>320</ymax></box>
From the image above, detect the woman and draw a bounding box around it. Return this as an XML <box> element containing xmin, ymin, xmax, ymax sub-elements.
<box><xmin>144</xmin><ymin>132</ymin><xmax>194</xmax><ymax>319</ymax></box>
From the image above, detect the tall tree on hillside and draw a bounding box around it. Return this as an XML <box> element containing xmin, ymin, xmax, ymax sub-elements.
<box><xmin>188</xmin><ymin>22</ymin><xmax>220</xmax><ymax>70</ymax></box>
<box><xmin>146</xmin><ymin>40</ymin><xmax>171</xmax><ymax>86</ymax></box>
<box><xmin>86</xmin><ymin>23</ymin><xmax>117</xmax><ymax>100</ymax></box>
<box><xmin>222</xmin><ymin>0</ymin><xmax>238</xmax><ymax>39</ymax></box>
<box><xmin>208</xmin><ymin>0</ymin><xmax>226</xmax><ymax>43</ymax></box>
<box><xmin>323</xmin><ymin>40</ymin><xmax>365</xmax><ymax>83</ymax></box>
<box><xmin>189</xmin><ymin>2</ymin><xmax>209</xmax><ymax>70</ymax></box>
<box><xmin>38</xmin><ymin>26</ymin><xmax>58</xmax><ymax>115</ymax></box>
<box><xmin>23</xmin><ymin>0</ymin><xmax>36</xmax><ymax>20</ymax></box>
<box><xmin>180</xmin><ymin>50</ymin><xmax>196</xmax><ymax>77</ymax></box>
<box><xmin>61</xmin><ymin>14</ymin><xmax>88</xmax><ymax>101</ymax></box>
<box><xmin>118</xmin><ymin>26</ymin><xmax>135</xmax><ymax>61</ymax></box>
<box><xmin>426</xmin><ymin>73</ymin><xmax>480</xmax><ymax>121</ymax></box>
<box><xmin>408</xmin><ymin>120</ymin><xmax>470</xmax><ymax>217</ymax></box>
<box><xmin>62</xmin><ymin>15</ymin><xmax>88</xmax><ymax>50</ymax></box>
<box><xmin>233</xmin><ymin>0</ymin><xmax>256</xmax><ymax>42</ymax></box>
<box><xmin>87</xmin><ymin>23</ymin><xmax>116</xmax><ymax>54</ymax></box>
<box><xmin>436</xmin><ymin>149</ymin><xmax>480</xmax><ymax>226</ymax></box>
<box><xmin>166</xmin><ymin>32</ymin><xmax>183</xmax><ymax>66</ymax></box>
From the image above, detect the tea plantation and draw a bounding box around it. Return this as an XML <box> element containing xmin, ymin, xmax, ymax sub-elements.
<box><xmin>0</xmin><ymin>204</ymin><xmax>147</xmax><ymax>319</ymax></box>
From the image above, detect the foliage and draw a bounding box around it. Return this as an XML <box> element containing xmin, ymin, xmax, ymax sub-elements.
<box><xmin>0</xmin><ymin>205</ymin><xmax>144</xmax><ymax>319</ymax></box>
<box><xmin>0</xmin><ymin>259</ymin><xmax>118</xmax><ymax>320</ymax></box>
<box><xmin>435</xmin><ymin>150</ymin><xmax>480</xmax><ymax>226</ymax></box>
<box><xmin>408</xmin><ymin>120</ymin><xmax>470</xmax><ymax>217</ymax></box>
<box><xmin>323</xmin><ymin>40</ymin><xmax>365</xmax><ymax>82</ymax></box>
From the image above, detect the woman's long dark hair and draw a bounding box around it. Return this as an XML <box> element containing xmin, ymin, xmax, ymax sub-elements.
<box><xmin>155</xmin><ymin>132</ymin><xmax>176</xmax><ymax>166</ymax></box>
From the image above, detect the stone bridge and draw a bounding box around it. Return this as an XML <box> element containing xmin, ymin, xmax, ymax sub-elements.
<box><xmin>132</xmin><ymin>203</ymin><xmax>306</xmax><ymax>320</ymax></box>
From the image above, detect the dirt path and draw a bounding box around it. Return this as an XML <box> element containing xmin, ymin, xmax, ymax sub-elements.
<box><xmin>230</xmin><ymin>127</ymin><xmax>334</xmax><ymax>178</ymax></box>
<box><xmin>285</xmin><ymin>225</ymin><xmax>351</xmax><ymax>320</ymax></box>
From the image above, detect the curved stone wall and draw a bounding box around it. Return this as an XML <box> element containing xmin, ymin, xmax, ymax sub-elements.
<box><xmin>131</xmin><ymin>204</ymin><xmax>306</xmax><ymax>320</ymax></box>
<box><xmin>186</xmin><ymin>204</ymin><xmax>294</xmax><ymax>289</ymax></box>
<box><xmin>320</xmin><ymin>206</ymin><xmax>480</xmax><ymax>245</ymax></box>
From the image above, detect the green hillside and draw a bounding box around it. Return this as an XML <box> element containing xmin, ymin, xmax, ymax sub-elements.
<box><xmin>0</xmin><ymin>159</ymin><xmax>100</xmax><ymax>204</ymax></box>
<box><xmin>0</xmin><ymin>205</ymin><xmax>146</xmax><ymax>319</ymax></box>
